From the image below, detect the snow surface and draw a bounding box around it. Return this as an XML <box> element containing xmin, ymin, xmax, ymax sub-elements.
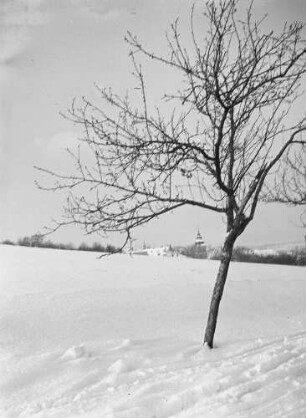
<box><xmin>0</xmin><ymin>245</ymin><xmax>306</xmax><ymax>418</ymax></box>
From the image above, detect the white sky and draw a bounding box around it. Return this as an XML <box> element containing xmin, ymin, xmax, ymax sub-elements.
<box><xmin>0</xmin><ymin>0</ymin><xmax>306</xmax><ymax>248</ymax></box>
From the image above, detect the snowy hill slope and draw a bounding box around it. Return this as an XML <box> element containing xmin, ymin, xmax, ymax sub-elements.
<box><xmin>0</xmin><ymin>245</ymin><xmax>305</xmax><ymax>417</ymax></box>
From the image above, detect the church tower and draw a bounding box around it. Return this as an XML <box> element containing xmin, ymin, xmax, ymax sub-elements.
<box><xmin>193</xmin><ymin>229</ymin><xmax>207</xmax><ymax>258</ymax></box>
<box><xmin>195</xmin><ymin>230</ymin><xmax>205</xmax><ymax>247</ymax></box>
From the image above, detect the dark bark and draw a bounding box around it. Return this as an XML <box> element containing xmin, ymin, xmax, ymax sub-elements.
<box><xmin>204</xmin><ymin>234</ymin><xmax>236</xmax><ymax>348</ymax></box>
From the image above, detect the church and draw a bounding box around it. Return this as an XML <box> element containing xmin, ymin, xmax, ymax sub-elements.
<box><xmin>193</xmin><ymin>230</ymin><xmax>207</xmax><ymax>259</ymax></box>
<box><xmin>195</xmin><ymin>230</ymin><xmax>205</xmax><ymax>247</ymax></box>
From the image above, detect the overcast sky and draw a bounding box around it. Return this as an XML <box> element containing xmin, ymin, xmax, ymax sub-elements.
<box><xmin>0</xmin><ymin>0</ymin><xmax>306</xmax><ymax>248</ymax></box>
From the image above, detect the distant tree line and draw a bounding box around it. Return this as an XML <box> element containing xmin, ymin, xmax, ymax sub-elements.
<box><xmin>2</xmin><ymin>236</ymin><xmax>305</xmax><ymax>266</ymax></box>
<box><xmin>1</xmin><ymin>234</ymin><xmax>120</xmax><ymax>254</ymax></box>
<box><xmin>209</xmin><ymin>246</ymin><xmax>306</xmax><ymax>267</ymax></box>
<box><xmin>177</xmin><ymin>244</ymin><xmax>305</xmax><ymax>266</ymax></box>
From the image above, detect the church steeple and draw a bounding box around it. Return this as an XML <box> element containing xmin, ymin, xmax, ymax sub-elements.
<box><xmin>195</xmin><ymin>229</ymin><xmax>205</xmax><ymax>247</ymax></box>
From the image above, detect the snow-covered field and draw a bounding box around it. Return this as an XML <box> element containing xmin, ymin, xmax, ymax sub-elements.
<box><xmin>0</xmin><ymin>245</ymin><xmax>305</xmax><ymax>418</ymax></box>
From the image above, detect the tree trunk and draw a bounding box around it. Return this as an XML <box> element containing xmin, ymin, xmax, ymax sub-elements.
<box><xmin>204</xmin><ymin>235</ymin><xmax>236</xmax><ymax>348</ymax></box>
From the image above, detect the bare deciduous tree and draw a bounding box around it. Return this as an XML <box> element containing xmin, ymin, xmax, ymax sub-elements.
<box><xmin>37</xmin><ymin>0</ymin><xmax>306</xmax><ymax>348</ymax></box>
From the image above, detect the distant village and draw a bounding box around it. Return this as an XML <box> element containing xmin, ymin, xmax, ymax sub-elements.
<box><xmin>126</xmin><ymin>230</ymin><xmax>306</xmax><ymax>266</ymax></box>
<box><xmin>128</xmin><ymin>230</ymin><xmax>207</xmax><ymax>258</ymax></box>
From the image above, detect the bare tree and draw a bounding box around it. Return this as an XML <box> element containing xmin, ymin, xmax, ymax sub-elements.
<box><xmin>37</xmin><ymin>0</ymin><xmax>306</xmax><ymax>348</ymax></box>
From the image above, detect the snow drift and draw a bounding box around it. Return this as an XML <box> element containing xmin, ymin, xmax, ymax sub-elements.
<box><xmin>0</xmin><ymin>245</ymin><xmax>305</xmax><ymax>417</ymax></box>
